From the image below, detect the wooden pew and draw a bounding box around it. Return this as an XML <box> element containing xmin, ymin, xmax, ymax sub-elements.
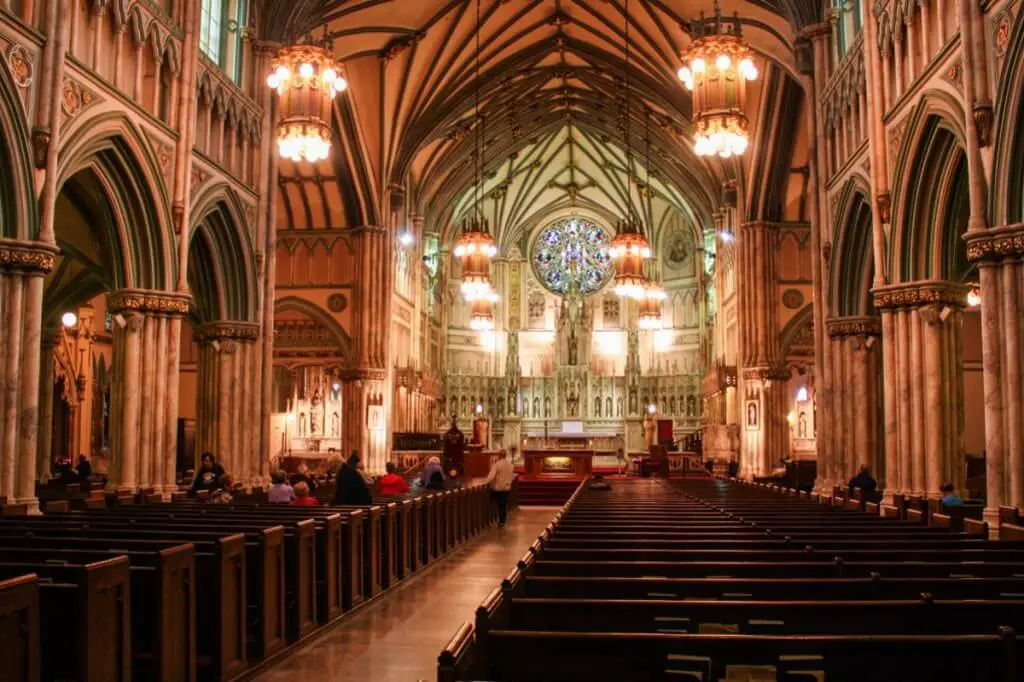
<box><xmin>0</xmin><ymin>574</ymin><xmax>39</xmax><ymax>682</ymax></box>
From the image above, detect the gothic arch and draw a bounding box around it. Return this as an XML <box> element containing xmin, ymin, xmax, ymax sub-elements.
<box><xmin>0</xmin><ymin>52</ymin><xmax>38</xmax><ymax>240</ymax></box>
<box><xmin>274</xmin><ymin>296</ymin><xmax>355</xmax><ymax>365</ymax></box>
<box><xmin>889</xmin><ymin>94</ymin><xmax>969</xmax><ymax>283</ymax></box>
<box><xmin>56</xmin><ymin>113</ymin><xmax>176</xmax><ymax>290</ymax></box>
<box><xmin>778</xmin><ymin>303</ymin><xmax>814</xmax><ymax>360</ymax></box>
<box><xmin>991</xmin><ymin>8</ymin><xmax>1024</xmax><ymax>225</ymax></box>
<box><xmin>830</xmin><ymin>177</ymin><xmax>875</xmax><ymax>316</ymax></box>
<box><xmin>189</xmin><ymin>184</ymin><xmax>259</xmax><ymax>323</ymax></box>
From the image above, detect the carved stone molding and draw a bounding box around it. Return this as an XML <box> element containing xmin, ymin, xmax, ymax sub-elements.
<box><xmin>964</xmin><ymin>223</ymin><xmax>1024</xmax><ymax>262</ymax></box>
<box><xmin>30</xmin><ymin>127</ymin><xmax>49</xmax><ymax>169</ymax></box>
<box><xmin>6</xmin><ymin>44</ymin><xmax>32</xmax><ymax>89</ymax></box>
<box><xmin>875</xmin><ymin>192</ymin><xmax>892</xmax><ymax>224</ymax></box>
<box><xmin>108</xmin><ymin>289</ymin><xmax>192</xmax><ymax>315</ymax></box>
<box><xmin>826</xmin><ymin>316</ymin><xmax>882</xmax><ymax>337</ymax></box>
<box><xmin>339</xmin><ymin>367</ymin><xmax>388</xmax><ymax>382</ymax></box>
<box><xmin>871</xmin><ymin>281</ymin><xmax>970</xmax><ymax>310</ymax></box>
<box><xmin>60</xmin><ymin>78</ymin><xmax>99</xmax><ymax>125</ymax></box>
<box><xmin>0</xmin><ymin>240</ymin><xmax>59</xmax><ymax>274</ymax></box>
<box><xmin>193</xmin><ymin>321</ymin><xmax>260</xmax><ymax>342</ymax></box>
<box><xmin>742</xmin><ymin>365</ymin><xmax>791</xmax><ymax>383</ymax></box>
<box><xmin>973</xmin><ymin>102</ymin><xmax>994</xmax><ymax>148</ymax></box>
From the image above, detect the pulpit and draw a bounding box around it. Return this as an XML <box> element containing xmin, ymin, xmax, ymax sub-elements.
<box><xmin>522</xmin><ymin>449</ymin><xmax>594</xmax><ymax>479</ymax></box>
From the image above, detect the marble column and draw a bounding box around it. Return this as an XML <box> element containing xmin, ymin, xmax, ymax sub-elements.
<box><xmin>107</xmin><ymin>289</ymin><xmax>190</xmax><ymax>493</ymax></box>
<box><xmin>873</xmin><ymin>282</ymin><xmax>969</xmax><ymax>501</ymax></box>
<box><xmin>37</xmin><ymin>330</ymin><xmax>56</xmax><ymax>483</ymax></box>
<box><xmin>193</xmin><ymin>322</ymin><xmax>261</xmax><ymax>485</ymax></box>
<box><xmin>0</xmin><ymin>241</ymin><xmax>58</xmax><ymax>511</ymax></box>
<box><xmin>826</xmin><ymin>317</ymin><xmax>883</xmax><ymax>485</ymax></box>
<box><xmin>340</xmin><ymin>373</ymin><xmax>388</xmax><ymax>472</ymax></box>
<box><xmin>965</xmin><ymin>227</ymin><xmax>1024</xmax><ymax>528</ymax></box>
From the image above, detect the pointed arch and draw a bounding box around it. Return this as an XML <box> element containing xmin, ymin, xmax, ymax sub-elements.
<box><xmin>0</xmin><ymin>52</ymin><xmax>39</xmax><ymax>240</ymax></box>
<box><xmin>57</xmin><ymin>114</ymin><xmax>176</xmax><ymax>290</ymax></box>
<box><xmin>779</xmin><ymin>303</ymin><xmax>814</xmax><ymax>360</ymax></box>
<box><xmin>889</xmin><ymin>94</ymin><xmax>969</xmax><ymax>283</ymax></box>
<box><xmin>991</xmin><ymin>9</ymin><xmax>1024</xmax><ymax>225</ymax></box>
<box><xmin>274</xmin><ymin>296</ymin><xmax>355</xmax><ymax>365</ymax></box>
<box><xmin>830</xmin><ymin>176</ymin><xmax>875</xmax><ymax>316</ymax></box>
<box><xmin>188</xmin><ymin>184</ymin><xmax>259</xmax><ymax>323</ymax></box>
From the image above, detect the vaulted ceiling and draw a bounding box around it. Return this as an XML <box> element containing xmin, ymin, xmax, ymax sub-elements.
<box><xmin>267</xmin><ymin>0</ymin><xmax>812</xmax><ymax>245</ymax></box>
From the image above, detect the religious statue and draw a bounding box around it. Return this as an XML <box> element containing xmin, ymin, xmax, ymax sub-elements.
<box><xmin>566</xmin><ymin>386</ymin><xmax>579</xmax><ymax>417</ymax></box>
<box><xmin>331</xmin><ymin>411</ymin><xmax>340</xmax><ymax>437</ymax></box>
<box><xmin>443</xmin><ymin>413</ymin><xmax>466</xmax><ymax>475</ymax></box>
<box><xmin>299</xmin><ymin>412</ymin><xmax>307</xmax><ymax>437</ymax></box>
<box><xmin>643</xmin><ymin>411</ymin><xmax>656</xmax><ymax>451</ymax></box>
<box><xmin>310</xmin><ymin>389</ymin><xmax>322</xmax><ymax>434</ymax></box>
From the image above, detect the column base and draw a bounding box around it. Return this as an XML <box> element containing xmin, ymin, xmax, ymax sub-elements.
<box><xmin>17</xmin><ymin>497</ymin><xmax>40</xmax><ymax>515</ymax></box>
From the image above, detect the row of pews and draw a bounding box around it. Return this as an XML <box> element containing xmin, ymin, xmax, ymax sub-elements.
<box><xmin>440</xmin><ymin>478</ymin><xmax>1024</xmax><ymax>681</ymax></box>
<box><xmin>0</xmin><ymin>481</ymin><xmax>515</xmax><ymax>682</ymax></box>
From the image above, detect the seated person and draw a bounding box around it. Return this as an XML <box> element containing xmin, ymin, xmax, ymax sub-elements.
<box><xmin>426</xmin><ymin>470</ymin><xmax>446</xmax><ymax>491</ymax></box>
<box><xmin>268</xmin><ymin>470</ymin><xmax>294</xmax><ymax>503</ymax></box>
<box><xmin>378</xmin><ymin>462</ymin><xmax>410</xmax><ymax>495</ymax></box>
<box><xmin>290</xmin><ymin>481</ymin><xmax>320</xmax><ymax>507</ymax></box>
<box><xmin>589</xmin><ymin>474</ymin><xmax>611</xmax><ymax>491</ymax></box>
<box><xmin>289</xmin><ymin>463</ymin><xmax>317</xmax><ymax>492</ymax></box>
<box><xmin>419</xmin><ymin>456</ymin><xmax>445</xmax><ymax>488</ymax></box>
<box><xmin>210</xmin><ymin>475</ymin><xmax>234</xmax><ymax>504</ymax></box>
<box><xmin>940</xmin><ymin>483</ymin><xmax>964</xmax><ymax>507</ymax></box>
<box><xmin>848</xmin><ymin>465</ymin><xmax>878</xmax><ymax>494</ymax></box>
<box><xmin>192</xmin><ymin>453</ymin><xmax>226</xmax><ymax>494</ymax></box>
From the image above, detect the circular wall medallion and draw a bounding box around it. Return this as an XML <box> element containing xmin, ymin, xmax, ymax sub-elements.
<box><xmin>530</xmin><ymin>216</ymin><xmax>613</xmax><ymax>296</ymax></box>
<box><xmin>782</xmin><ymin>289</ymin><xmax>805</xmax><ymax>309</ymax></box>
<box><xmin>327</xmin><ymin>293</ymin><xmax>348</xmax><ymax>313</ymax></box>
<box><xmin>665</xmin><ymin>231</ymin><xmax>692</xmax><ymax>270</ymax></box>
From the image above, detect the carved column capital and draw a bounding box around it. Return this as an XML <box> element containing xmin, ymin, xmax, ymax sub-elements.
<box><xmin>875</xmin><ymin>192</ymin><xmax>892</xmax><ymax>223</ymax></box>
<box><xmin>0</xmin><ymin>239</ymin><xmax>60</xmax><ymax>274</ymax></box>
<box><xmin>826</xmin><ymin>316</ymin><xmax>882</xmax><ymax>337</ymax></box>
<box><xmin>108</xmin><ymin>289</ymin><xmax>192</xmax><ymax>315</ymax></box>
<box><xmin>973</xmin><ymin>102</ymin><xmax>994</xmax><ymax>148</ymax></box>
<box><xmin>964</xmin><ymin>223</ymin><xmax>1024</xmax><ymax>262</ymax></box>
<box><xmin>193</xmin><ymin>321</ymin><xmax>261</xmax><ymax>343</ymax></box>
<box><xmin>871</xmin><ymin>281</ymin><xmax>970</xmax><ymax>310</ymax></box>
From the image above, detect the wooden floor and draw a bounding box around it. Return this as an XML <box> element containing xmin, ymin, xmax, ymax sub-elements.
<box><xmin>253</xmin><ymin>507</ymin><xmax>558</xmax><ymax>682</ymax></box>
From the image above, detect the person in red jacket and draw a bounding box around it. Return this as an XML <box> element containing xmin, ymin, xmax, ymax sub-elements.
<box><xmin>377</xmin><ymin>462</ymin><xmax>410</xmax><ymax>496</ymax></box>
<box><xmin>290</xmin><ymin>481</ymin><xmax>320</xmax><ymax>507</ymax></box>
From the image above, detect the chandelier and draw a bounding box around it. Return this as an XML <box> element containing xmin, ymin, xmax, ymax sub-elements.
<box><xmin>266</xmin><ymin>41</ymin><xmax>348</xmax><ymax>163</ymax></box>
<box><xmin>638</xmin><ymin>281</ymin><xmax>666</xmax><ymax>329</ymax></box>
<box><xmin>678</xmin><ymin>1</ymin><xmax>758</xmax><ymax>158</ymax></box>
<box><xmin>468</xmin><ymin>290</ymin><xmax>497</xmax><ymax>330</ymax></box>
<box><xmin>610</xmin><ymin>217</ymin><xmax>651</xmax><ymax>300</ymax></box>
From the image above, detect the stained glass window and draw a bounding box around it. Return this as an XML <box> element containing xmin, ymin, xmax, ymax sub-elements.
<box><xmin>531</xmin><ymin>217</ymin><xmax>613</xmax><ymax>296</ymax></box>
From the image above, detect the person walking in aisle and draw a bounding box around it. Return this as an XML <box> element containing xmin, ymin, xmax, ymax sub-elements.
<box><xmin>486</xmin><ymin>449</ymin><xmax>516</xmax><ymax>527</ymax></box>
<box><xmin>332</xmin><ymin>452</ymin><xmax>372</xmax><ymax>505</ymax></box>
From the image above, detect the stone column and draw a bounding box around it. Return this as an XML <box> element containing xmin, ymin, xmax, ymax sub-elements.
<box><xmin>193</xmin><ymin>322</ymin><xmax>261</xmax><ymax>483</ymax></box>
<box><xmin>826</xmin><ymin>317</ymin><xmax>883</xmax><ymax>485</ymax></box>
<box><xmin>107</xmin><ymin>290</ymin><xmax>190</xmax><ymax>493</ymax></box>
<box><xmin>965</xmin><ymin>227</ymin><xmax>1024</xmax><ymax>527</ymax></box>
<box><xmin>37</xmin><ymin>330</ymin><xmax>56</xmax><ymax>483</ymax></box>
<box><xmin>873</xmin><ymin>282</ymin><xmax>969</xmax><ymax>500</ymax></box>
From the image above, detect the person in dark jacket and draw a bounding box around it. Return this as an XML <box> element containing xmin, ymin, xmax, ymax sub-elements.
<box><xmin>191</xmin><ymin>452</ymin><xmax>226</xmax><ymax>494</ymax></box>
<box><xmin>426</xmin><ymin>470</ymin><xmax>446</xmax><ymax>490</ymax></box>
<box><xmin>332</xmin><ymin>452</ymin><xmax>372</xmax><ymax>505</ymax></box>
<box><xmin>848</xmin><ymin>465</ymin><xmax>877</xmax><ymax>494</ymax></box>
<box><xmin>75</xmin><ymin>454</ymin><xmax>93</xmax><ymax>492</ymax></box>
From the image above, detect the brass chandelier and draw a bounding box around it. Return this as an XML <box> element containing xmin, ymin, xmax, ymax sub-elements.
<box><xmin>638</xmin><ymin>280</ymin><xmax>666</xmax><ymax>329</ymax></box>
<box><xmin>266</xmin><ymin>38</ymin><xmax>348</xmax><ymax>163</ymax></box>
<box><xmin>678</xmin><ymin>1</ymin><xmax>758</xmax><ymax>158</ymax></box>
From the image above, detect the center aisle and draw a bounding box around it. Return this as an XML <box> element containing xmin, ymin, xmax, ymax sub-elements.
<box><xmin>254</xmin><ymin>507</ymin><xmax>558</xmax><ymax>682</ymax></box>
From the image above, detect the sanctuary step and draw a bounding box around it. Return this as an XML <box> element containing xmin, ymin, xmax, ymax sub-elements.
<box><xmin>517</xmin><ymin>479</ymin><xmax>582</xmax><ymax>506</ymax></box>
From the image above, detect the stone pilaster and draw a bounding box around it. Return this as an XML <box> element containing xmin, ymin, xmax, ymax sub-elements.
<box><xmin>873</xmin><ymin>282</ymin><xmax>969</xmax><ymax>500</ymax></box>
<box><xmin>965</xmin><ymin>225</ymin><xmax>1024</xmax><ymax>528</ymax></box>
<box><xmin>340</xmin><ymin>368</ymin><xmax>389</xmax><ymax>473</ymax></box>
<box><xmin>826</xmin><ymin>317</ymin><xmax>883</xmax><ymax>486</ymax></box>
<box><xmin>107</xmin><ymin>289</ymin><xmax>190</xmax><ymax>493</ymax></box>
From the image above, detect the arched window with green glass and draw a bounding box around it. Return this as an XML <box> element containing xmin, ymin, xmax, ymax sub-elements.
<box><xmin>834</xmin><ymin>0</ymin><xmax>864</xmax><ymax>57</ymax></box>
<box><xmin>199</xmin><ymin>0</ymin><xmax>249</xmax><ymax>85</ymax></box>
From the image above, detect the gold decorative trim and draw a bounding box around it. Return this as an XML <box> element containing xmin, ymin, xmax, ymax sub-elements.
<box><xmin>0</xmin><ymin>240</ymin><xmax>59</xmax><ymax>274</ymax></box>
<box><xmin>339</xmin><ymin>367</ymin><xmax>388</xmax><ymax>382</ymax></box>
<box><xmin>108</xmin><ymin>289</ymin><xmax>192</xmax><ymax>314</ymax></box>
<box><xmin>871</xmin><ymin>281</ymin><xmax>970</xmax><ymax>310</ymax></box>
<box><xmin>826</xmin><ymin>316</ymin><xmax>882</xmax><ymax>337</ymax></box>
<box><xmin>964</xmin><ymin>223</ymin><xmax>1024</xmax><ymax>262</ymax></box>
<box><xmin>193</xmin><ymin>322</ymin><xmax>260</xmax><ymax>342</ymax></box>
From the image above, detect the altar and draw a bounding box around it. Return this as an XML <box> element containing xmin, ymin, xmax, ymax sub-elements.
<box><xmin>522</xmin><ymin>449</ymin><xmax>594</xmax><ymax>479</ymax></box>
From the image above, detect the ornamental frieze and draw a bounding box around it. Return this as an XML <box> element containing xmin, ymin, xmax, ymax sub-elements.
<box><xmin>60</xmin><ymin>78</ymin><xmax>100</xmax><ymax>126</ymax></box>
<box><xmin>0</xmin><ymin>241</ymin><xmax>59</xmax><ymax>274</ymax></box>
<box><xmin>108</xmin><ymin>289</ymin><xmax>192</xmax><ymax>314</ymax></box>
<box><xmin>338</xmin><ymin>367</ymin><xmax>388</xmax><ymax>382</ymax></box>
<box><xmin>826</xmin><ymin>316</ymin><xmax>882</xmax><ymax>337</ymax></box>
<box><xmin>193</xmin><ymin>322</ymin><xmax>260</xmax><ymax>342</ymax></box>
<box><xmin>5</xmin><ymin>44</ymin><xmax>33</xmax><ymax>89</ymax></box>
<box><xmin>871</xmin><ymin>281</ymin><xmax>970</xmax><ymax>310</ymax></box>
<box><xmin>964</xmin><ymin>224</ymin><xmax>1024</xmax><ymax>262</ymax></box>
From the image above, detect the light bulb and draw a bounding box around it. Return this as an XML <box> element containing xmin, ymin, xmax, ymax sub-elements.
<box><xmin>692</xmin><ymin>58</ymin><xmax>706</xmax><ymax>73</ymax></box>
<box><xmin>678</xmin><ymin>66</ymin><xmax>692</xmax><ymax>82</ymax></box>
<box><xmin>333</xmin><ymin>76</ymin><xmax>348</xmax><ymax>93</ymax></box>
<box><xmin>61</xmin><ymin>311</ymin><xmax>78</xmax><ymax>328</ymax></box>
<box><xmin>716</xmin><ymin>54</ymin><xmax>731</xmax><ymax>71</ymax></box>
<box><xmin>299</xmin><ymin>63</ymin><xmax>314</xmax><ymax>79</ymax></box>
<box><xmin>398</xmin><ymin>231</ymin><xmax>414</xmax><ymax>246</ymax></box>
<box><xmin>740</xmin><ymin>58</ymin><xmax>757</xmax><ymax>80</ymax></box>
<box><xmin>641</xmin><ymin>247</ymin><xmax>652</xmax><ymax>259</ymax></box>
<box><xmin>322</xmin><ymin>68</ymin><xmax>337</xmax><ymax>84</ymax></box>
<box><xmin>275</xmin><ymin>66</ymin><xmax>290</xmax><ymax>82</ymax></box>
<box><xmin>267</xmin><ymin>74</ymin><xmax>280</xmax><ymax>89</ymax></box>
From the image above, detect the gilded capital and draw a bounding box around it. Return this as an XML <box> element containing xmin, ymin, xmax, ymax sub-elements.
<box><xmin>193</xmin><ymin>321</ymin><xmax>261</xmax><ymax>343</ymax></box>
<box><xmin>964</xmin><ymin>223</ymin><xmax>1024</xmax><ymax>263</ymax></box>
<box><xmin>108</xmin><ymin>289</ymin><xmax>192</xmax><ymax>315</ymax></box>
<box><xmin>826</xmin><ymin>316</ymin><xmax>882</xmax><ymax>337</ymax></box>
<box><xmin>0</xmin><ymin>240</ymin><xmax>60</xmax><ymax>274</ymax></box>
<box><xmin>871</xmin><ymin>281</ymin><xmax>970</xmax><ymax>310</ymax></box>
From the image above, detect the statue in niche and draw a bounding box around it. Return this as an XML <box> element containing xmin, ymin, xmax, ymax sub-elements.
<box><xmin>460</xmin><ymin>396</ymin><xmax>467</xmax><ymax>415</ymax></box>
<box><xmin>798</xmin><ymin>412</ymin><xmax>808</xmax><ymax>438</ymax></box>
<box><xmin>309</xmin><ymin>390</ymin><xmax>322</xmax><ymax>434</ymax></box>
<box><xmin>606</xmin><ymin>396</ymin><xmax>613</xmax><ymax>416</ymax></box>
<box><xmin>498</xmin><ymin>397</ymin><xmax>505</xmax><ymax>416</ymax></box>
<box><xmin>643</xmin><ymin>411</ymin><xmax>656</xmax><ymax>450</ymax></box>
<box><xmin>331</xmin><ymin>412</ymin><xmax>339</xmax><ymax>437</ymax></box>
<box><xmin>299</xmin><ymin>412</ymin><xmax>307</xmax><ymax>437</ymax></box>
<box><xmin>616</xmin><ymin>397</ymin><xmax>623</xmax><ymax>417</ymax></box>
<box><xmin>507</xmin><ymin>383</ymin><xmax>517</xmax><ymax>414</ymax></box>
<box><xmin>686</xmin><ymin>395</ymin><xmax>697</xmax><ymax>416</ymax></box>
<box><xmin>566</xmin><ymin>388</ymin><xmax>579</xmax><ymax>417</ymax></box>
<box><xmin>629</xmin><ymin>390</ymin><xmax>637</xmax><ymax>415</ymax></box>
<box><xmin>747</xmin><ymin>402</ymin><xmax>759</xmax><ymax>428</ymax></box>
<box><xmin>669</xmin><ymin>396</ymin><xmax>677</xmax><ymax>414</ymax></box>
<box><xmin>532</xmin><ymin>397</ymin><xmax>540</xmax><ymax>418</ymax></box>
<box><xmin>594</xmin><ymin>396</ymin><xmax>602</xmax><ymax>417</ymax></box>
<box><xmin>544</xmin><ymin>396</ymin><xmax>551</xmax><ymax>418</ymax></box>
